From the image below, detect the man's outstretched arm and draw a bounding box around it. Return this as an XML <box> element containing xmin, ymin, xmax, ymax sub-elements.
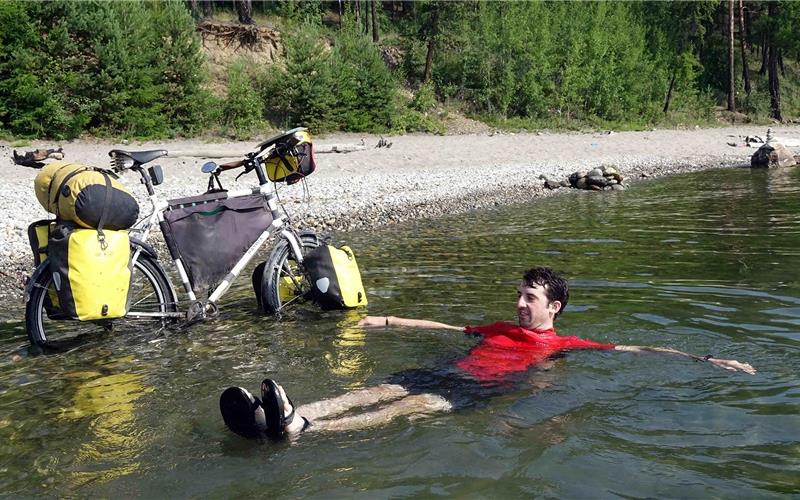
<box><xmin>614</xmin><ymin>345</ymin><xmax>756</xmax><ymax>374</ymax></box>
<box><xmin>358</xmin><ymin>315</ymin><xmax>462</xmax><ymax>331</ymax></box>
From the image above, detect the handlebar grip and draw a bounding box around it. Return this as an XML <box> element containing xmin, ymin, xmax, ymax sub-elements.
<box><xmin>218</xmin><ymin>160</ymin><xmax>244</xmax><ymax>171</ymax></box>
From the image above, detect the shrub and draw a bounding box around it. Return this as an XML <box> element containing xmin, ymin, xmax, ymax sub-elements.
<box><xmin>223</xmin><ymin>62</ymin><xmax>263</xmax><ymax>139</ymax></box>
<box><xmin>0</xmin><ymin>0</ymin><xmax>208</xmax><ymax>139</ymax></box>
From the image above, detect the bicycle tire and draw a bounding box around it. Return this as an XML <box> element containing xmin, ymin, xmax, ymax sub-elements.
<box><xmin>262</xmin><ymin>231</ymin><xmax>320</xmax><ymax>314</ymax></box>
<box><xmin>25</xmin><ymin>254</ymin><xmax>177</xmax><ymax>349</ymax></box>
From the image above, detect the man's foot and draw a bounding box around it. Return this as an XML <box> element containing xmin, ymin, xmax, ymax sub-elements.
<box><xmin>261</xmin><ymin>379</ymin><xmax>310</xmax><ymax>440</ymax></box>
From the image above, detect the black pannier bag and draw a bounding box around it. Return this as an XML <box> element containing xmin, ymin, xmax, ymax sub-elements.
<box><xmin>27</xmin><ymin>219</ymin><xmax>64</xmax><ymax>318</ymax></box>
<box><xmin>161</xmin><ymin>192</ymin><xmax>273</xmax><ymax>290</ymax></box>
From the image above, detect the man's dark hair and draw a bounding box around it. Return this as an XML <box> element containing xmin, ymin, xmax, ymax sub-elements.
<box><xmin>522</xmin><ymin>267</ymin><xmax>569</xmax><ymax>319</ymax></box>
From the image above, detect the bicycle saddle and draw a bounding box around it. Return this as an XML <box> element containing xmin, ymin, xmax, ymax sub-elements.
<box><xmin>109</xmin><ymin>149</ymin><xmax>168</xmax><ymax>165</ymax></box>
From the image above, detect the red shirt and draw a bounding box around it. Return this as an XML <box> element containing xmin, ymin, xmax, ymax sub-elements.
<box><xmin>455</xmin><ymin>321</ymin><xmax>615</xmax><ymax>381</ymax></box>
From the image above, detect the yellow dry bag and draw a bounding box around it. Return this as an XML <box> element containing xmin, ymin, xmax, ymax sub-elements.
<box><xmin>34</xmin><ymin>161</ymin><xmax>139</xmax><ymax>229</ymax></box>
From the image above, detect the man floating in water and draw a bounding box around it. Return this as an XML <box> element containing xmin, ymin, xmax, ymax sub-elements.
<box><xmin>220</xmin><ymin>267</ymin><xmax>755</xmax><ymax>441</ymax></box>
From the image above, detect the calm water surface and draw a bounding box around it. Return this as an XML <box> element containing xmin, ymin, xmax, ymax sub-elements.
<box><xmin>1</xmin><ymin>167</ymin><xmax>799</xmax><ymax>497</ymax></box>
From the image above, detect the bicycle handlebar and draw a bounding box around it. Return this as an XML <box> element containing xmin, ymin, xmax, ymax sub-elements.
<box><xmin>217</xmin><ymin>159</ymin><xmax>244</xmax><ymax>171</ymax></box>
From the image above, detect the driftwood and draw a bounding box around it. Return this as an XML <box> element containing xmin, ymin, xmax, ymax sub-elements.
<box><xmin>197</xmin><ymin>19</ymin><xmax>279</xmax><ymax>51</ymax></box>
<box><xmin>169</xmin><ymin>143</ymin><xmax>367</xmax><ymax>159</ymax></box>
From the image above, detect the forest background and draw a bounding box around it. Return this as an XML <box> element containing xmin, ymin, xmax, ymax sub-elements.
<box><xmin>1</xmin><ymin>0</ymin><xmax>799</xmax><ymax>141</ymax></box>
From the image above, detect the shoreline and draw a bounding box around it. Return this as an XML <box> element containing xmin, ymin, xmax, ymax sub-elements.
<box><xmin>1</xmin><ymin>125</ymin><xmax>797</xmax><ymax>307</ymax></box>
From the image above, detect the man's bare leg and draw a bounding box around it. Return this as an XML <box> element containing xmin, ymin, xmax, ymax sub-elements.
<box><xmin>307</xmin><ymin>393</ymin><xmax>452</xmax><ymax>433</ymax></box>
<box><xmin>275</xmin><ymin>383</ymin><xmax>451</xmax><ymax>436</ymax></box>
<box><xmin>293</xmin><ymin>384</ymin><xmax>411</xmax><ymax>421</ymax></box>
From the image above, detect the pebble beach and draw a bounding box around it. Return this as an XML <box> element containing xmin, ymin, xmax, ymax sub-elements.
<box><xmin>2</xmin><ymin>125</ymin><xmax>798</xmax><ymax>306</ymax></box>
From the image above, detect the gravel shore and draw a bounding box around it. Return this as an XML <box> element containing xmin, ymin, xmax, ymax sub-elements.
<box><xmin>2</xmin><ymin>125</ymin><xmax>798</xmax><ymax>306</ymax></box>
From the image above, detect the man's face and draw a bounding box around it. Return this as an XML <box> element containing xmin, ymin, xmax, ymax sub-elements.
<box><xmin>517</xmin><ymin>282</ymin><xmax>561</xmax><ymax>330</ymax></box>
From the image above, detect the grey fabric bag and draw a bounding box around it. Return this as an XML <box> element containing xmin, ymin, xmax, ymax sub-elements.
<box><xmin>162</xmin><ymin>192</ymin><xmax>273</xmax><ymax>289</ymax></box>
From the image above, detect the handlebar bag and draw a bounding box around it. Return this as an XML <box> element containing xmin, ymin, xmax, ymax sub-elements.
<box><xmin>265</xmin><ymin>130</ymin><xmax>316</xmax><ymax>184</ymax></box>
<box><xmin>48</xmin><ymin>222</ymin><xmax>131</xmax><ymax>321</ymax></box>
<box><xmin>303</xmin><ymin>245</ymin><xmax>368</xmax><ymax>310</ymax></box>
<box><xmin>34</xmin><ymin>161</ymin><xmax>139</xmax><ymax>230</ymax></box>
<box><xmin>161</xmin><ymin>192</ymin><xmax>273</xmax><ymax>290</ymax></box>
<box><xmin>27</xmin><ymin>219</ymin><xmax>65</xmax><ymax>319</ymax></box>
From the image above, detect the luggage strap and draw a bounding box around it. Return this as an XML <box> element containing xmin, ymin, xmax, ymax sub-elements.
<box><xmin>96</xmin><ymin>172</ymin><xmax>112</xmax><ymax>249</ymax></box>
<box><xmin>52</xmin><ymin>166</ymin><xmax>89</xmax><ymax>219</ymax></box>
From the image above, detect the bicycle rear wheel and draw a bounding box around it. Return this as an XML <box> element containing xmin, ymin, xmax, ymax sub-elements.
<box><xmin>25</xmin><ymin>254</ymin><xmax>177</xmax><ymax>349</ymax></box>
<box><xmin>262</xmin><ymin>231</ymin><xmax>320</xmax><ymax>314</ymax></box>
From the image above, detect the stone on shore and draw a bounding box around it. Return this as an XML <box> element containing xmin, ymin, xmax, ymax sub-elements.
<box><xmin>566</xmin><ymin>165</ymin><xmax>625</xmax><ymax>192</ymax></box>
<box><xmin>751</xmin><ymin>142</ymin><xmax>797</xmax><ymax>168</ymax></box>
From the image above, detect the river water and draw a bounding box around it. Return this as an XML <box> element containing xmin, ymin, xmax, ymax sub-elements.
<box><xmin>1</xmin><ymin>166</ymin><xmax>798</xmax><ymax>497</ymax></box>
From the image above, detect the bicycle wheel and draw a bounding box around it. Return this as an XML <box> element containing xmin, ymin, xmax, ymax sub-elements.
<box><xmin>262</xmin><ymin>231</ymin><xmax>320</xmax><ymax>314</ymax></box>
<box><xmin>25</xmin><ymin>254</ymin><xmax>177</xmax><ymax>349</ymax></box>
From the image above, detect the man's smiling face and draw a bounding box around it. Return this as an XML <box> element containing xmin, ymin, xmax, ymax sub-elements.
<box><xmin>516</xmin><ymin>282</ymin><xmax>561</xmax><ymax>330</ymax></box>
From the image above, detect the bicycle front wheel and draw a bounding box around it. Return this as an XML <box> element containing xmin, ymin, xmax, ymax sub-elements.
<box><xmin>262</xmin><ymin>231</ymin><xmax>320</xmax><ymax>314</ymax></box>
<box><xmin>25</xmin><ymin>254</ymin><xmax>177</xmax><ymax>349</ymax></box>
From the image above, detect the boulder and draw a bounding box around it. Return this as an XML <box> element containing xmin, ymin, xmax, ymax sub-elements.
<box><xmin>751</xmin><ymin>142</ymin><xmax>797</xmax><ymax>168</ymax></box>
<box><xmin>588</xmin><ymin>168</ymin><xmax>604</xmax><ymax>177</ymax></box>
<box><xmin>586</xmin><ymin>175</ymin><xmax>608</xmax><ymax>187</ymax></box>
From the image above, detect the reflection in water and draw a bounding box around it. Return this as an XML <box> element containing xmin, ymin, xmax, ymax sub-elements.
<box><xmin>327</xmin><ymin>311</ymin><xmax>371</xmax><ymax>388</ymax></box>
<box><xmin>60</xmin><ymin>370</ymin><xmax>150</xmax><ymax>488</ymax></box>
<box><xmin>1</xmin><ymin>167</ymin><xmax>800</xmax><ymax>496</ymax></box>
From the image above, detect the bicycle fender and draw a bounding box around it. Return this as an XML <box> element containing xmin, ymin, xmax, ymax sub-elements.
<box><xmin>130</xmin><ymin>237</ymin><xmax>158</xmax><ymax>260</ymax></box>
<box><xmin>297</xmin><ymin>229</ymin><xmax>321</xmax><ymax>245</ymax></box>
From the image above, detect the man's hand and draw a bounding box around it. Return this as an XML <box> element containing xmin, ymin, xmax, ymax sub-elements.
<box><xmin>708</xmin><ymin>357</ymin><xmax>756</xmax><ymax>375</ymax></box>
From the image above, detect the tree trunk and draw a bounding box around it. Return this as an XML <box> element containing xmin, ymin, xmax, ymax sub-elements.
<box><xmin>202</xmin><ymin>0</ymin><xmax>213</xmax><ymax>18</ymax></box>
<box><xmin>727</xmin><ymin>0</ymin><xmax>736</xmax><ymax>112</ymax></box>
<box><xmin>371</xmin><ymin>0</ymin><xmax>379</xmax><ymax>43</ymax></box>
<box><xmin>738</xmin><ymin>0</ymin><xmax>751</xmax><ymax>95</ymax></box>
<box><xmin>235</xmin><ymin>0</ymin><xmax>253</xmax><ymax>24</ymax></box>
<box><xmin>364</xmin><ymin>0</ymin><xmax>370</xmax><ymax>35</ymax></box>
<box><xmin>779</xmin><ymin>49</ymin><xmax>785</xmax><ymax>76</ymax></box>
<box><xmin>663</xmin><ymin>71</ymin><xmax>676</xmax><ymax>114</ymax></box>
<box><xmin>188</xmin><ymin>0</ymin><xmax>200</xmax><ymax>20</ymax></box>
<box><xmin>338</xmin><ymin>0</ymin><xmax>343</xmax><ymax>29</ymax></box>
<box><xmin>767</xmin><ymin>4</ymin><xmax>782</xmax><ymax>122</ymax></box>
<box><xmin>423</xmin><ymin>5</ymin><xmax>440</xmax><ymax>83</ymax></box>
<box><xmin>355</xmin><ymin>0</ymin><xmax>361</xmax><ymax>28</ymax></box>
<box><xmin>759</xmin><ymin>33</ymin><xmax>767</xmax><ymax>75</ymax></box>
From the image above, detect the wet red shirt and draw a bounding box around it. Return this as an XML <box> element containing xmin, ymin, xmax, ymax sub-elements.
<box><xmin>455</xmin><ymin>321</ymin><xmax>615</xmax><ymax>381</ymax></box>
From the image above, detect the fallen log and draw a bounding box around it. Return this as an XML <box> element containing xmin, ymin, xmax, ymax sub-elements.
<box><xmin>169</xmin><ymin>143</ymin><xmax>367</xmax><ymax>158</ymax></box>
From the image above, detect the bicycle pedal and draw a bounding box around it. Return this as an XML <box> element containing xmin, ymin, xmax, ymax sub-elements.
<box><xmin>185</xmin><ymin>299</ymin><xmax>219</xmax><ymax>323</ymax></box>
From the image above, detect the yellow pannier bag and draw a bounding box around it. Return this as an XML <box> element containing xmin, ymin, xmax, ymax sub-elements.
<box><xmin>264</xmin><ymin>129</ymin><xmax>316</xmax><ymax>184</ymax></box>
<box><xmin>304</xmin><ymin>245</ymin><xmax>368</xmax><ymax>310</ymax></box>
<box><xmin>34</xmin><ymin>161</ymin><xmax>139</xmax><ymax>229</ymax></box>
<box><xmin>48</xmin><ymin>223</ymin><xmax>131</xmax><ymax>321</ymax></box>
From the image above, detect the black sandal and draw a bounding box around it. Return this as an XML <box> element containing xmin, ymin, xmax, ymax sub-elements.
<box><xmin>219</xmin><ymin>387</ymin><xmax>268</xmax><ymax>439</ymax></box>
<box><xmin>261</xmin><ymin>379</ymin><xmax>310</xmax><ymax>441</ymax></box>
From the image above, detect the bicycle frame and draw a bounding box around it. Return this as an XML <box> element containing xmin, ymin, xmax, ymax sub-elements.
<box><xmin>126</xmin><ymin>159</ymin><xmax>307</xmax><ymax>319</ymax></box>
